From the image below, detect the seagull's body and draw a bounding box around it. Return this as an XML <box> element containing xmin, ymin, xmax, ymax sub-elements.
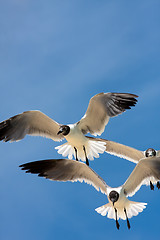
<box><xmin>0</xmin><ymin>92</ymin><xmax>138</xmax><ymax>164</ymax></box>
<box><xmin>56</xmin><ymin>125</ymin><xmax>106</xmax><ymax>163</ymax></box>
<box><xmin>20</xmin><ymin>155</ymin><xmax>160</xmax><ymax>229</ymax></box>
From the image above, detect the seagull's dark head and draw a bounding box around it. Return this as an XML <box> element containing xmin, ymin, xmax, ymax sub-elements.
<box><xmin>57</xmin><ymin>125</ymin><xmax>70</xmax><ymax>136</ymax></box>
<box><xmin>109</xmin><ymin>190</ymin><xmax>119</xmax><ymax>205</ymax></box>
<box><xmin>145</xmin><ymin>148</ymin><xmax>156</xmax><ymax>157</ymax></box>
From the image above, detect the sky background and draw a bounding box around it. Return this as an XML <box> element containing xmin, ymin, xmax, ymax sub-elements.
<box><xmin>0</xmin><ymin>1</ymin><xmax>160</xmax><ymax>239</ymax></box>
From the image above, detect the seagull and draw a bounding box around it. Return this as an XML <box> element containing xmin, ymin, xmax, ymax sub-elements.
<box><xmin>0</xmin><ymin>92</ymin><xmax>138</xmax><ymax>165</ymax></box>
<box><xmin>19</xmin><ymin>156</ymin><xmax>160</xmax><ymax>229</ymax></box>
<box><xmin>86</xmin><ymin>136</ymin><xmax>160</xmax><ymax>190</ymax></box>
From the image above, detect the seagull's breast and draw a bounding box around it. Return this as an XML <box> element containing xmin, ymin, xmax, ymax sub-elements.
<box><xmin>65</xmin><ymin>124</ymin><xmax>87</xmax><ymax>147</ymax></box>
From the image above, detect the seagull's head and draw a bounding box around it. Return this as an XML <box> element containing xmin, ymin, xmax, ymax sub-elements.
<box><xmin>57</xmin><ymin>125</ymin><xmax>70</xmax><ymax>136</ymax></box>
<box><xmin>109</xmin><ymin>190</ymin><xmax>119</xmax><ymax>205</ymax></box>
<box><xmin>145</xmin><ymin>148</ymin><xmax>156</xmax><ymax>157</ymax></box>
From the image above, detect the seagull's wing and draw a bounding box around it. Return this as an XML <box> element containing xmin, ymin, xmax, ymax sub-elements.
<box><xmin>77</xmin><ymin>92</ymin><xmax>138</xmax><ymax>136</ymax></box>
<box><xmin>0</xmin><ymin>110</ymin><xmax>64</xmax><ymax>142</ymax></box>
<box><xmin>87</xmin><ymin>137</ymin><xmax>144</xmax><ymax>163</ymax></box>
<box><xmin>20</xmin><ymin>159</ymin><xmax>108</xmax><ymax>194</ymax></box>
<box><xmin>122</xmin><ymin>157</ymin><xmax>160</xmax><ymax>197</ymax></box>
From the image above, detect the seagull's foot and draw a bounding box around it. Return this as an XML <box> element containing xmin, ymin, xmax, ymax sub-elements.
<box><xmin>124</xmin><ymin>208</ymin><xmax>130</xmax><ymax>229</ymax></box>
<box><xmin>83</xmin><ymin>145</ymin><xmax>89</xmax><ymax>166</ymax></box>
<box><xmin>86</xmin><ymin>157</ymin><xmax>89</xmax><ymax>166</ymax></box>
<box><xmin>114</xmin><ymin>208</ymin><xmax>120</xmax><ymax>230</ymax></box>
<box><xmin>126</xmin><ymin>218</ymin><xmax>131</xmax><ymax>229</ymax></box>
<box><xmin>74</xmin><ymin>147</ymin><xmax>78</xmax><ymax>161</ymax></box>
<box><xmin>157</xmin><ymin>181</ymin><xmax>160</xmax><ymax>189</ymax></box>
<box><xmin>150</xmin><ymin>181</ymin><xmax>154</xmax><ymax>190</ymax></box>
<box><xmin>116</xmin><ymin>220</ymin><xmax>120</xmax><ymax>230</ymax></box>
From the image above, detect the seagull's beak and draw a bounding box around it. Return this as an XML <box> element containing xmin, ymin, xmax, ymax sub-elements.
<box><xmin>111</xmin><ymin>200</ymin><xmax>116</xmax><ymax>206</ymax></box>
<box><xmin>110</xmin><ymin>197</ymin><xmax>116</xmax><ymax>205</ymax></box>
<box><xmin>57</xmin><ymin>129</ymin><xmax>63</xmax><ymax>135</ymax></box>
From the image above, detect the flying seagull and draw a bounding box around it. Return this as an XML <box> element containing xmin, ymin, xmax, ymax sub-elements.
<box><xmin>0</xmin><ymin>92</ymin><xmax>138</xmax><ymax>165</ymax></box>
<box><xmin>87</xmin><ymin>137</ymin><xmax>160</xmax><ymax>190</ymax></box>
<box><xmin>19</xmin><ymin>156</ymin><xmax>160</xmax><ymax>229</ymax></box>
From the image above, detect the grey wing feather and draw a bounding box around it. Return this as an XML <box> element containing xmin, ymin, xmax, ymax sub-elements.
<box><xmin>78</xmin><ymin>92</ymin><xmax>138</xmax><ymax>136</ymax></box>
<box><xmin>20</xmin><ymin>159</ymin><xmax>108</xmax><ymax>194</ymax></box>
<box><xmin>122</xmin><ymin>157</ymin><xmax>160</xmax><ymax>197</ymax></box>
<box><xmin>0</xmin><ymin>110</ymin><xmax>64</xmax><ymax>142</ymax></box>
<box><xmin>87</xmin><ymin>137</ymin><xmax>144</xmax><ymax>163</ymax></box>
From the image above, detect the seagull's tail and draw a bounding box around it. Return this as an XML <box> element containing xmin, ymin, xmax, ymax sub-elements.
<box><xmin>87</xmin><ymin>140</ymin><xmax>106</xmax><ymax>160</ymax></box>
<box><xmin>55</xmin><ymin>140</ymin><xmax>106</xmax><ymax>161</ymax></box>
<box><xmin>55</xmin><ymin>143</ymin><xmax>74</xmax><ymax>159</ymax></box>
<box><xmin>95</xmin><ymin>201</ymin><xmax>147</xmax><ymax>220</ymax></box>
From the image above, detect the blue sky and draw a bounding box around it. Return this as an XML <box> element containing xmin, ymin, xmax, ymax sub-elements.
<box><xmin>0</xmin><ymin>1</ymin><xmax>160</xmax><ymax>239</ymax></box>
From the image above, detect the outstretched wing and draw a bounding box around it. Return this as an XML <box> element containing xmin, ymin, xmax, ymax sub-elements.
<box><xmin>0</xmin><ymin>110</ymin><xmax>64</xmax><ymax>142</ymax></box>
<box><xmin>77</xmin><ymin>92</ymin><xmax>138</xmax><ymax>136</ymax></box>
<box><xmin>87</xmin><ymin>137</ymin><xmax>144</xmax><ymax>163</ymax></box>
<box><xmin>122</xmin><ymin>157</ymin><xmax>160</xmax><ymax>197</ymax></box>
<box><xmin>20</xmin><ymin>159</ymin><xmax>108</xmax><ymax>194</ymax></box>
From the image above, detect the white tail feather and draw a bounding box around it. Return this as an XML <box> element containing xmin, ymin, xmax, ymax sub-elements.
<box><xmin>95</xmin><ymin>201</ymin><xmax>147</xmax><ymax>220</ymax></box>
<box><xmin>55</xmin><ymin>140</ymin><xmax>106</xmax><ymax>161</ymax></box>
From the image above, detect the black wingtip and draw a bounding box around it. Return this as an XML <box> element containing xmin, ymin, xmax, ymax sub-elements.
<box><xmin>19</xmin><ymin>163</ymin><xmax>48</xmax><ymax>178</ymax></box>
<box><xmin>107</xmin><ymin>93</ymin><xmax>139</xmax><ymax>117</ymax></box>
<box><xmin>0</xmin><ymin>119</ymin><xmax>11</xmax><ymax>142</ymax></box>
<box><xmin>19</xmin><ymin>159</ymin><xmax>66</xmax><ymax>177</ymax></box>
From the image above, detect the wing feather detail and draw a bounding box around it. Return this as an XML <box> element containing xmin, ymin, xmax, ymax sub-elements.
<box><xmin>78</xmin><ymin>92</ymin><xmax>138</xmax><ymax>136</ymax></box>
<box><xmin>0</xmin><ymin>110</ymin><xmax>64</xmax><ymax>142</ymax></box>
<box><xmin>20</xmin><ymin>159</ymin><xmax>108</xmax><ymax>194</ymax></box>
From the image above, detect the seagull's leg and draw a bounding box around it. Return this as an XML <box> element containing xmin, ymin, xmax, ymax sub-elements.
<box><xmin>114</xmin><ymin>208</ymin><xmax>120</xmax><ymax>230</ymax></box>
<box><xmin>124</xmin><ymin>208</ymin><xmax>131</xmax><ymax>229</ymax></box>
<box><xmin>83</xmin><ymin>146</ymin><xmax>89</xmax><ymax>166</ymax></box>
<box><xmin>150</xmin><ymin>181</ymin><xmax>154</xmax><ymax>190</ymax></box>
<box><xmin>74</xmin><ymin>147</ymin><xmax>78</xmax><ymax>161</ymax></box>
<box><xmin>157</xmin><ymin>181</ymin><xmax>160</xmax><ymax>189</ymax></box>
